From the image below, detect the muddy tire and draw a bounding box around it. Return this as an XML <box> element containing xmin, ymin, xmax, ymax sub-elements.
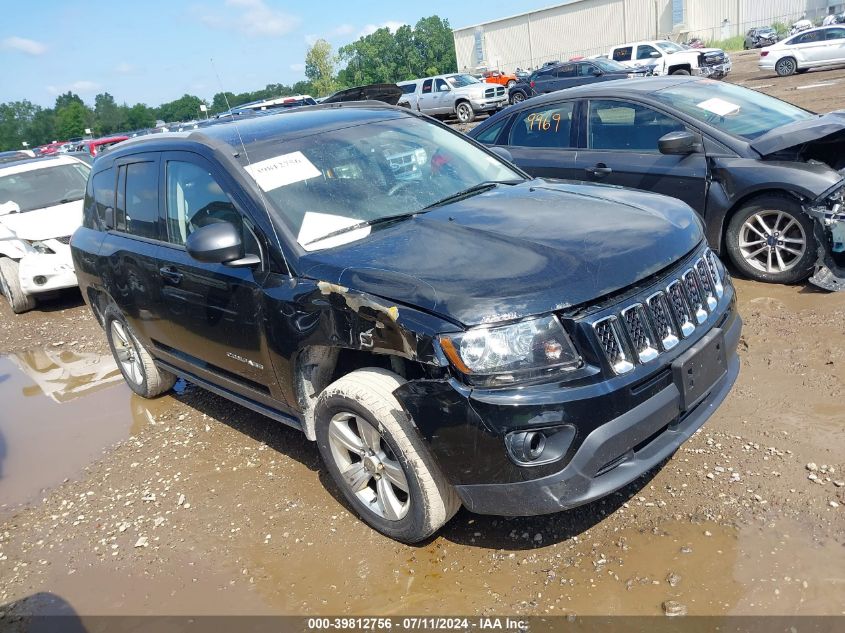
<box><xmin>0</xmin><ymin>257</ymin><xmax>36</xmax><ymax>314</ymax></box>
<box><xmin>455</xmin><ymin>101</ymin><xmax>475</xmax><ymax>124</ymax></box>
<box><xmin>776</xmin><ymin>57</ymin><xmax>797</xmax><ymax>76</ymax></box>
<box><xmin>725</xmin><ymin>193</ymin><xmax>817</xmax><ymax>285</ymax></box>
<box><xmin>103</xmin><ymin>306</ymin><xmax>176</xmax><ymax>398</ymax></box>
<box><xmin>671</xmin><ymin>68</ymin><xmax>691</xmax><ymax>75</ymax></box>
<box><xmin>314</xmin><ymin>368</ymin><xmax>460</xmax><ymax>543</ymax></box>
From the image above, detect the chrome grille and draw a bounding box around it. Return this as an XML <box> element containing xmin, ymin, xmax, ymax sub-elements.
<box><xmin>484</xmin><ymin>88</ymin><xmax>494</xmax><ymax>98</ymax></box>
<box><xmin>621</xmin><ymin>304</ymin><xmax>658</xmax><ymax>363</ymax></box>
<box><xmin>590</xmin><ymin>248</ymin><xmax>726</xmax><ymax>375</ymax></box>
<box><xmin>592</xmin><ymin>316</ymin><xmax>634</xmax><ymax>375</ymax></box>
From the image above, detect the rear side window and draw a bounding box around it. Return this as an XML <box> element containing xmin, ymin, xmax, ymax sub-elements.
<box><xmin>401</xmin><ymin>83</ymin><xmax>417</xmax><ymax>94</ymax></box>
<box><xmin>825</xmin><ymin>28</ymin><xmax>845</xmax><ymax>39</ymax></box>
<box><xmin>122</xmin><ymin>161</ymin><xmax>159</xmax><ymax>239</ymax></box>
<box><xmin>613</xmin><ymin>46</ymin><xmax>633</xmax><ymax>62</ymax></box>
<box><xmin>555</xmin><ymin>64</ymin><xmax>576</xmax><ymax>78</ymax></box>
<box><xmin>792</xmin><ymin>31</ymin><xmax>822</xmax><ymax>44</ymax></box>
<box><xmin>509</xmin><ymin>102</ymin><xmax>575</xmax><ymax>148</ymax></box>
<box><xmin>83</xmin><ymin>168</ymin><xmax>114</xmax><ymax>228</ymax></box>
<box><xmin>422</xmin><ymin>79</ymin><xmax>433</xmax><ymax>94</ymax></box>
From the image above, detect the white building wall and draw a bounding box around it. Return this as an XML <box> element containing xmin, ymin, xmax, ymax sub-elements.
<box><xmin>454</xmin><ymin>0</ymin><xmax>834</xmax><ymax>73</ymax></box>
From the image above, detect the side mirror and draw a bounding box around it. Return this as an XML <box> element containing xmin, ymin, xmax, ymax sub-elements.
<box><xmin>439</xmin><ymin>85</ymin><xmax>451</xmax><ymax>92</ymax></box>
<box><xmin>489</xmin><ymin>146</ymin><xmax>514</xmax><ymax>163</ymax></box>
<box><xmin>591</xmin><ymin>68</ymin><xmax>603</xmax><ymax>76</ymax></box>
<box><xmin>650</xmin><ymin>51</ymin><xmax>661</xmax><ymax>58</ymax></box>
<box><xmin>186</xmin><ymin>221</ymin><xmax>253</xmax><ymax>266</ymax></box>
<box><xmin>658</xmin><ymin>130</ymin><xmax>701</xmax><ymax>155</ymax></box>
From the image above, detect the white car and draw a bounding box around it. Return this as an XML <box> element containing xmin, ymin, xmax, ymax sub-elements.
<box><xmin>0</xmin><ymin>155</ymin><xmax>90</xmax><ymax>313</ymax></box>
<box><xmin>760</xmin><ymin>25</ymin><xmax>845</xmax><ymax>76</ymax></box>
<box><xmin>609</xmin><ymin>40</ymin><xmax>732</xmax><ymax>78</ymax></box>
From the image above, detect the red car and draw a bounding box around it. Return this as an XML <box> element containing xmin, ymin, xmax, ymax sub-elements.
<box><xmin>78</xmin><ymin>136</ymin><xmax>129</xmax><ymax>158</ymax></box>
<box><xmin>36</xmin><ymin>141</ymin><xmax>68</xmax><ymax>156</ymax></box>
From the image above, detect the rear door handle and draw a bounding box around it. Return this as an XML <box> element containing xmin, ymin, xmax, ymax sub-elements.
<box><xmin>586</xmin><ymin>164</ymin><xmax>613</xmax><ymax>178</ymax></box>
<box><xmin>159</xmin><ymin>266</ymin><xmax>183</xmax><ymax>285</ymax></box>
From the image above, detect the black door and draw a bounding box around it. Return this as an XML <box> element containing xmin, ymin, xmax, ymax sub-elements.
<box><xmin>154</xmin><ymin>151</ymin><xmax>277</xmax><ymax>393</ymax></box>
<box><xmin>573</xmin><ymin>98</ymin><xmax>708</xmax><ymax>213</ymax></box>
<box><xmin>96</xmin><ymin>154</ymin><xmax>170</xmax><ymax>347</ymax></box>
<box><xmin>501</xmin><ymin>100</ymin><xmax>580</xmax><ymax>179</ymax></box>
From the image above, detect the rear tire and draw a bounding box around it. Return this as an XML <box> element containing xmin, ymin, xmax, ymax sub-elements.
<box><xmin>775</xmin><ymin>57</ymin><xmax>797</xmax><ymax>76</ymax></box>
<box><xmin>506</xmin><ymin>79</ymin><xmax>516</xmax><ymax>88</ymax></box>
<box><xmin>725</xmin><ymin>193</ymin><xmax>816</xmax><ymax>285</ymax></box>
<box><xmin>671</xmin><ymin>68</ymin><xmax>691</xmax><ymax>75</ymax></box>
<box><xmin>314</xmin><ymin>368</ymin><xmax>460</xmax><ymax>543</ymax></box>
<box><xmin>0</xmin><ymin>257</ymin><xmax>36</xmax><ymax>314</ymax></box>
<box><xmin>104</xmin><ymin>306</ymin><xmax>176</xmax><ymax>398</ymax></box>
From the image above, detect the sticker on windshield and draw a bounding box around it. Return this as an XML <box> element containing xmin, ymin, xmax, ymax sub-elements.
<box><xmin>696</xmin><ymin>97</ymin><xmax>740</xmax><ymax>117</ymax></box>
<box><xmin>244</xmin><ymin>151</ymin><xmax>321</xmax><ymax>191</ymax></box>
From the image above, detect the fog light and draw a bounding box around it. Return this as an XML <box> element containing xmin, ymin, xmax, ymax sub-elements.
<box><xmin>505</xmin><ymin>425</ymin><xmax>576</xmax><ymax>467</ymax></box>
<box><xmin>33</xmin><ymin>275</ymin><xmax>47</xmax><ymax>286</ymax></box>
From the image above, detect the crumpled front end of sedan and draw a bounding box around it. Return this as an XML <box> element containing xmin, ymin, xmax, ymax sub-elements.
<box><xmin>17</xmin><ymin>237</ymin><xmax>78</xmax><ymax>294</ymax></box>
<box><xmin>806</xmin><ymin>182</ymin><xmax>845</xmax><ymax>290</ymax></box>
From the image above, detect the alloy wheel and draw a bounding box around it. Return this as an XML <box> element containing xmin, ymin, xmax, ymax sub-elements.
<box><xmin>511</xmin><ymin>92</ymin><xmax>525</xmax><ymax>104</ymax></box>
<box><xmin>327</xmin><ymin>412</ymin><xmax>410</xmax><ymax>521</ymax></box>
<box><xmin>739</xmin><ymin>210</ymin><xmax>806</xmax><ymax>274</ymax></box>
<box><xmin>456</xmin><ymin>103</ymin><xmax>472</xmax><ymax>123</ymax></box>
<box><xmin>111</xmin><ymin>320</ymin><xmax>144</xmax><ymax>386</ymax></box>
<box><xmin>776</xmin><ymin>58</ymin><xmax>796</xmax><ymax>76</ymax></box>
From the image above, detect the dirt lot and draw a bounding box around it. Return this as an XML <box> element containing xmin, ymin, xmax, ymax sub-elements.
<box><xmin>1</xmin><ymin>51</ymin><xmax>844</xmax><ymax>619</ymax></box>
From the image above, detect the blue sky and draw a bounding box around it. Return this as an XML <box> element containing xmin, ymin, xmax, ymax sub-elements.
<box><xmin>2</xmin><ymin>0</ymin><xmax>542</xmax><ymax>108</ymax></box>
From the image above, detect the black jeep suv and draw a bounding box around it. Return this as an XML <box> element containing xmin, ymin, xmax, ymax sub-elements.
<box><xmin>71</xmin><ymin>103</ymin><xmax>741</xmax><ymax>542</ymax></box>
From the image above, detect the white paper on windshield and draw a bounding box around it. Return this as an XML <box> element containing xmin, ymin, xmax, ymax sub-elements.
<box><xmin>696</xmin><ymin>97</ymin><xmax>740</xmax><ymax>117</ymax></box>
<box><xmin>298</xmin><ymin>211</ymin><xmax>371</xmax><ymax>251</ymax></box>
<box><xmin>244</xmin><ymin>151</ymin><xmax>321</xmax><ymax>191</ymax></box>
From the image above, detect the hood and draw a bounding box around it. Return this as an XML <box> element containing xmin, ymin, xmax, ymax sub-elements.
<box><xmin>300</xmin><ymin>180</ymin><xmax>702</xmax><ymax>326</ymax></box>
<box><xmin>668</xmin><ymin>47</ymin><xmax>721</xmax><ymax>56</ymax></box>
<box><xmin>750</xmin><ymin>111</ymin><xmax>845</xmax><ymax>156</ymax></box>
<box><xmin>323</xmin><ymin>84</ymin><xmax>403</xmax><ymax>106</ymax></box>
<box><xmin>0</xmin><ymin>200</ymin><xmax>83</xmax><ymax>240</ymax></box>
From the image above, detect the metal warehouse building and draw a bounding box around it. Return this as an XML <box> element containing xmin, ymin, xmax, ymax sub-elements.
<box><xmin>453</xmin><ymin>0</ymin><xmax>842</xmax><ymax>73</ymax></box>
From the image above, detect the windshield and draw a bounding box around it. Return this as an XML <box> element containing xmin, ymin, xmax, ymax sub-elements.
<box><xmin>652</xmin><ymin>80</ymin><xmax>814</xmax><ymax>140</ymax></box>
<box><xmin>592</xmin><ymin>58</ymin><xmax>628</xmax><ymax>72</ymax></box>
<box><xmin>0</xmin><ymin>162</ymin><xmax>90</xmax><ymax>213</ymax></box>
<box><xmin>656</xmin><ymin>41</ymin><xmax>685</xmax><ymax>53</ymax></box>
<box><xmin>445</xmin><ymin>74</ymin><xmax>480</xmax><ymax>88</ymax></box>
<box><xmin>243</xmin><ymin>116</ymin><xmax>523</xmax><ymax>250</ymax></box>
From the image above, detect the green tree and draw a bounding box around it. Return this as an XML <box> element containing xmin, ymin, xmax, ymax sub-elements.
<box><xmin>94</xmin><ymin>92</ymin><xmax>124</xmax><ymax>135</ymax></box>
<box><xmin>156</xmin><ymin>94</ymin><xmax>203</xmax><ymax>123</ymax></box>
<box><xmin>305</xmin><ymin>39</ymin><xmax>337</xmax><ymax>97</ymax></box>
<box><xmin>124</xmin><ymin>103</ymin><xmax>155</xmax><ymax>129</ymax></box>
<box><xmin>54</xmin><ymin>91</ymin><xmax>84</xmax><ymax>111</ymax></box>
<box><xmin>55</xmin><ymin>101</ymin><xmax>91</xmax><ymax>139</ymax></box>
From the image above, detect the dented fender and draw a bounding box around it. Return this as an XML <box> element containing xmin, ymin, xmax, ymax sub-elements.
<box><xmin>805</xmin><ymin>183</ymin><xmax>845</xmax><ymax>290</ymax></box>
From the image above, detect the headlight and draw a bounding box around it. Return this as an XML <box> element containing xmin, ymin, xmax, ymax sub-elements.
<box><xmin>28</xmin><ymin>240</ymin><xmax>54</xmax><ymax>254</ymax></box>
<box><xmin>439</xmin><ymin>315</ymin><xmax>582</xmax><ymax>386</ymax></box>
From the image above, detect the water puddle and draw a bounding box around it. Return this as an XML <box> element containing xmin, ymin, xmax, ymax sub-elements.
<box><xmin>0</xmin><ymin>347</ymin><xmax>158</xmax><ymax>511</ymax></box>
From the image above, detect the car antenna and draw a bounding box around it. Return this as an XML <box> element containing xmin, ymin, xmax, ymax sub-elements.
<box><xmin>211</xmin><ymin>58</ymin><xmax>294</xmax><ymax>280</ymax></box>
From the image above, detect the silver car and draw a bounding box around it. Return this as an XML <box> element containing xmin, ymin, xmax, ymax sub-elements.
<box><xmin>397</xmin><ymin>74</ymin><xmax>507</xmax><ymax>123</ymax></box>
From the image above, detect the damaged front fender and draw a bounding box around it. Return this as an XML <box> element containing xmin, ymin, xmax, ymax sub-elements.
<box><xmin>805</xmin><ymin>182</ymin><xmax>845</xmax><ymax>291</ymax></box>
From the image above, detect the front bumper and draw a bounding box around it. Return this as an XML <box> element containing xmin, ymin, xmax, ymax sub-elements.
<box><xmin>697</xmin><ymin>61</ymin><xmax>732</xmax><ymax>78</ymax></box>
<box><xmin>19</xmin><ymin>247</ymin><xmax>78</xmax><ymax>294</ymax></box>
<box><xmin>470</xmin><ymin>96</ymin><xmax>509</xmax><ymax>112</ymax></box>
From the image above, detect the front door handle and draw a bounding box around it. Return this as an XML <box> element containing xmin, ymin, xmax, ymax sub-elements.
<box><xmin>159</xmin><ymin>266</ymin><xmax>183</xmax><ymax>285</ymax></box>
<box><xmin>586</xmin><ymin>163</ymin><xmax>613</xmax><ymax>178</ymax></box>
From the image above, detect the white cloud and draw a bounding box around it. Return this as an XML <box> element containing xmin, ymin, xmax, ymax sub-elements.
<box><xmin>46</xmin><ymin>80</ymin><xmax>101</xmax><ymax>95</ymax></box>
<box><xmin>2</xmin><ymin>36</ymin><xmax>47</xmax><ymax>56</ymax></box>
<box><xmin>358</xmin><ymin>21</ymin><xmax>405</xmax><ymax>37</ymax></box>
<box><xmin>114</xmin><ymin>62</ymin><xmax>136</xmax><ymax>75</ymax></box>
<box><xmin>330</xmin><ymin>24</ymin><xmax>355</xmax><ymax>37</ymax></box>
<box><xmin>198</xmin><ymin>0</ymin><xmax>300</xmax><ymax>37</ymax></box>
<box><xmin>290</xmin><ymin>63</ymin><xmax>305</xmax><ymax>73</ymax></box>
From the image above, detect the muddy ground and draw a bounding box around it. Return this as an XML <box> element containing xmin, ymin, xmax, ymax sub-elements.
<box><xmin>0</xmin><ymin>52</ymin><xmax>843</xmax><ymax>618</ymax></box>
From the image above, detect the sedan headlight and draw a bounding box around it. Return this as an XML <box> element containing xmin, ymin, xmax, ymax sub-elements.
<box><xmin>439</xmin><ymin>315</ymin><xmax>582</xmax><ymax>386</ymax></box>
<box><xmin>28</xmin><ymin>240</ymin><xmax>55</xmax><ymax>255</ymax></box>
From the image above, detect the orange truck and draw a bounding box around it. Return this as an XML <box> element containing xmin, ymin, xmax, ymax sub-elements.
<box><xmin>482</xmin><ymin>70</ymin><xmax>518</xmax><ymax>88</ymax></box>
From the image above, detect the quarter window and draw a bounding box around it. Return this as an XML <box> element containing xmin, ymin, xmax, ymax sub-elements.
<box><xmin>475</xmin><ymin>117</ymin><xmax>509</xmax><ymax>145</ymax></box>
<box><xmin>588</xmin><ymin>100</ymin><xmax>685</xmax><ymax>151</ymax></box>
<box><xmin>612</xmin><ymin>46</ymin><xmax>633</xmax><ymax>62</ymax></box>
<box><xmin>123</xmin><ymin>161</ymin><xmax>159</xmax><ymax>239</ymax></box>
<box><xmin>509</xmin><ymin>102</ymin><xmax>575</xmax><ymax>148</ymax></box>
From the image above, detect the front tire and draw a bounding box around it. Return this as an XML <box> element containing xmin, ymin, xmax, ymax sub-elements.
<box><xmin>725</xmin><ymin>194</ymin><xmax>816</xmax><ymax>285</ymax></box>
<box><xmin>104</xmin><ymin>306</ymin><xmax>176</xmax><ymax>398</ymax></box>
<box><xmin>315</xmin><ymin>368</ymin><xmax>460</xmax><ymax>543</ymax></box>
<box><xmin>776</xmin><ymin>57</ymin><xmax>797</xmax><ymax>76</ymax></box>
<box><xmin>506</xmin><ymin>79</ymin><xmax>516</xmax><ymax>88</ymax></box>
<box><xmin>455</xmin><ymin>101</ymin><xmax>475</xmax><ymax>124</ymax></box>
<box><xmin>671</xmin><ymin>68</ymin><xmax>691</xmax><ymax>75</ymax></box>
<box><xmin>510</xmin><ymin>91</ymin><xmax>526</xmax><ymax>105</ymax></box>
<box><xmin>0</xmin><ymin>257</ymin><xmax>36</xmax><ymax>314</ymax></box>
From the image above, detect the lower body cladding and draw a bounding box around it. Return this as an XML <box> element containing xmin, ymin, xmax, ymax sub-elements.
<box><xmin>395</xmin><ymin>305</ymin><xmax>742</xmax><ymax>517</ymax></box>
<box><xmin>18</xmin><ymin>247</ymin><xmax>78</xmax><ymax>294</ymax></box>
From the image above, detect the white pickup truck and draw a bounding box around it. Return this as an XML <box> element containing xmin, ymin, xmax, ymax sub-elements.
<box><xmin>608</xmin><ymin>40</ymin><xmax>732</xmax><ymax>78</ymax></box>
<box><xmin>397</xmin><ymin>73</ymin><xmax>508</xmax><ymax>123</ymax></box>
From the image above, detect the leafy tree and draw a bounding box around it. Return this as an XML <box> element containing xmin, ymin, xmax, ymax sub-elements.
<box><xmin>305</xmin><ymin>39</ymin><xmax>337</xmax><ymax>97</ymax></box>
<box><xmin>54</xmin><ymin>91</ymin><xmax>84</xmax><ymax>111</ymax></box>
<box><xmin>94</xmin><ymin>92</ymin><xmax>124</xmax><ymax>135</ymax></box>
<box><xmin>55</xmin><ymin>101</ymin><xmax>92</xmax><ymax>139</ymax></box>
<box><xmin>156</xmin><ymin>94</ymin><xmax>203</xmax><ymax>123</ymax></box>
<box><xmin>125</xmin><ymin>103</ymin><xmax>155</xmax><ymax>130</ymax></box>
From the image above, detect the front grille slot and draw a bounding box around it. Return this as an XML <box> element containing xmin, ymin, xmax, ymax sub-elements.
<box><xmin>55</xmin><ymin>235</ymin><xmax>72</xmax><ymax>245</ymax></box>
<box><xmin>694</xmin><ymin>258</ymin><xmax>718</xmax><ymax>310</ymax></box>
<box><xmin>682</xmin><ymin>269</ymin><xmax>708</xmax><ymax>324</ymax></box>
<box><xmin>620</xmin><ymin>303</ymin><xmax>658</xmax><ymax>363</ymax></box>
<box><xmin>592</xmin><ymin>316</ymin><xmax>634</xmax><ymax>374</ymax></box>
<box><xmin>484</xmin><ymin>88</ymin><xmax>494</xmax><ymax>98</ymax></box>
<box><xmin>667</xmin><ymin>280</ymin><xmax>695</xmax><ymax>338</ymax></box>
<box><xmin>645</xmin><ymin>291</ymin><xmax>679</xmax><ymax>350</ymax></box>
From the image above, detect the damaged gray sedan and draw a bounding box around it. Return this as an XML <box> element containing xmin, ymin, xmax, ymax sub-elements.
<box><xmin>469</xmin><ymin>77</ymin><xmax>845</xmax><ymax>289</ymax></box>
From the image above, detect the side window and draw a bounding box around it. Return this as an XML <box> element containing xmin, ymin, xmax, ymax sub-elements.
<box><xmin>825</xmin><ymin>28</ymin><xmax>845</xmax><ymax>40</ymax></box>
<box><xmin>637</xmin><ymin>45</ymin><xmax>659</xmax><ymax>60</ymax></box>
<box><xmin>123</xmin><ymin>161</ymin><xmax>159</xmax><ymax>240</ymax></box>
<box><xmin>613</xmin><ymin>46</ymin><xmax>633</xmax><ymax>62</ymax></box>
<box><xmin>86</xmin><ymin>168</ymin><xmax>114</xmax><ymax>228</ymax></box>
<box><xmin>555</xmin><ymin>64</ymin><xmax>576</xmax><ymax>78</ymax></box>
<box><xmin>795</xmin><ymin>31</ymin><xmax>822</xmax><ymax>44</ymax></box>
<box><xmin>401</xmin><ymin>83</ymin><xmax>417</xmax><ymax>95</ymax></box>
<box><xmin>508</xmin><ymin>102</ymin><xmax>575</xmax><ymax>149</ymax></box>
<box><xmin>577</xmin><ymin>63</ymin><xmax>594</xmax><ymax>77</ymax></box>
<box><xmin>165</xmin><ymin>161</ymin><xmax>258</xmax><ymax>254</ymax></box>
<box><xmin>435</xmin><ymin>78</ymin><xmax>449</xmax><ymax>91</ymax></box>
<box><xmin>475</xmin><ymin>117</ymin><xmax>509</xmax><ymax>145</ymax></box>
<box><xmin>422</xmin><ymin>79</ymin><xmax>433</xmax><ymax>94</ymax></box>
<box><xmin>589</xmin><ymin>100</ymin><xmax>685</xmax><ymax>151</ymax></box>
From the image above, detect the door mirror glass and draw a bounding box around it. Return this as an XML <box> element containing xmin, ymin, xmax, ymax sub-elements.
<box><xmin>439</xmin><ymin>84</ymin><xmax>451</xmax><ymax>92</ymax></box>
<box><xmin>185</xmin><ymin>221</ymin><xmax>245</xmax><ymax>264</ymax></box>
<box><xmin>658</xmin><ymin>130</ymin><xmax>700</xmax><ymax>155</ymax></box>
<box><xmin>591</xmin><ymin>68</ymin><xmax>603</xmax><ymax>76</ymax></box>
<box><xmin>650</xmin><ymin>51</ymin><xmax>661</xmax><ymax>58</ymax></box>
<box><xmin>489</xmin><ymin>146</ymin><xmax>514</xmax><ymax>163</ymax></box>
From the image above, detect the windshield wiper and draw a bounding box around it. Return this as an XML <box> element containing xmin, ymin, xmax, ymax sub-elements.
<box><xmin>422</xmin><ymin>180</ymin><xmax>520</xmax><ymax>211</ymax></box>
<box><xmin>303</xmin><ymin>212</ymin><xmax>419</xmax><ymax>247</ymax></box>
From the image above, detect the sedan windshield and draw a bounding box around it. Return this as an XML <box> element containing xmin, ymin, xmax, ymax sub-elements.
<box><xmin>593</xmin><ymin>58</ymin><xmax>629</xmax><ymax>72</ymax></box>
<box><xmin>245</xmin><ymin>116</ymin><xmax>523</xmax><ymax>250</ymax></box>
<box><xmin>0</xmin><ymin>162</ymin><xmax>90</xmax><ymax>213</ymax></box>
<box><xmin>652</xmin><ymin>80</ymin><xmax>814</xmax><ymax>139</ymax></box>
<box><xmin>445</xmin><ymin>74</ymin><xmax>480</xmax><ymax>88</ymax></box>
